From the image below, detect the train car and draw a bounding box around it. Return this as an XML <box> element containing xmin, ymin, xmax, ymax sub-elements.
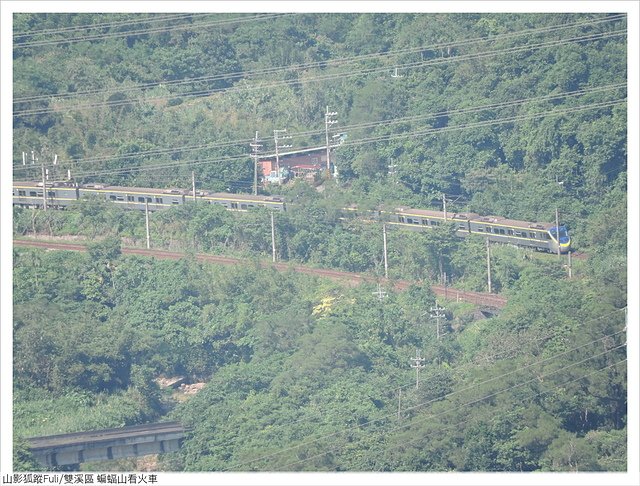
<box><xmin>78</xmin><ymin>184</ymin><xmax>186</xmax><ymax>210</ymax></box>
<box><xmin>13</xmin><ymin>181</ymin><xmax>287</xmax><ymax>213</ymax></box>
<box><xmin>388</xmin><ymin>206</ymin><xmax>571</xmax><ymax>253</ymax></box>
<box><xmin>13</xmin><ymin>181</ymin><xmax>79</xmax><ymax>209</ymax></box>
<box><xmin>200</xmin><ymin>191</ymin><xmax>286</xmax><ymax>211</ymax></box>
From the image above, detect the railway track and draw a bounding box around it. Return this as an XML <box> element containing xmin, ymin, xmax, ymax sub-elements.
<box><xmin>14</xmin><ymin>238</ymin><xmax>507</xmax><ymax>308</ymax></box>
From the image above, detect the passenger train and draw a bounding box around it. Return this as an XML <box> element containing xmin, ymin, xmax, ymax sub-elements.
<box><xmin>12</xmin><ymin>180</ymin><xmax>571</xmax><ymax>253</ymax></box>
<box><xmin>12</xmin><ymin>180</ymin><xmax>286</xmax><ymax>212</ymax></box>
<box><xmin>343</xmin><ymin>206</ymin><xmax>571</xmax><ymax>254</ymax></box>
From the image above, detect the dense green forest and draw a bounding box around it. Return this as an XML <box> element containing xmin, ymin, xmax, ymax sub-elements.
<box><xmin>12</xmin><ymin>12</ymin><xmax>627</xmax><ymax>473</ymax></box>
<box><xmin>12</xmin><ymin>241</ymin><xmax>627</xmax><ymax>471</ymax></box>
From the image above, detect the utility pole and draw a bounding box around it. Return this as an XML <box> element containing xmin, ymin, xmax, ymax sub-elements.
<box><xmin>270</xmin><ymin>212</ymin><xmax>276</xmax><ymax>263</ymax></box>
<box><xmin>388</xmin><ymin>162</ymin><xmax>398</xmax><ymax>183</ymax></box>
<box><xmin>273</xmin><ymin>129</ymin><xmax>292</xmax><ymax>183</ymax></box>
<box><xmin>41</xmin><ymin>162</ymin><xmax>47</xmax><ymax>211</ymax></box>
<box><xmin>391</xmin><ymin>67</ymin><xmax>403</xmax><ymax>78</ymax></box>
<box><xmin>250</xmin><ymin>131</ymin><xmax>263</xmax><ymax>196</ymax></box>
<box><xmin>192</xmin><ymin>171</ymin><xmax>196</xmax><ymax>203</ymax></box>
<box><xmin>430</xmin><ymin>301</ymin><xmax>446</xmax><ymax>340</ymax></box>
<box><xmin>373</xmin><ymin>283</ymin><xmax>387</xmax><ymax>300</ymax></box>
<box><xmin>145</xmin><ymin>201</ymin><xmax>150</xmax><ymax>249</ymax></box>
<box><xmin>383</xmin><ymin>223</ymin><xmax>389</xmax><ymax>279</ymax></box>
<box><xmin>486</xmin><ymin>238</ymin><xmax>492</xmax><ymax>293</ymax></box>
<box><xmin>442</xmin><ymin>194</ymin><xmax>447</xmax><ymax>222</ymax></box>
<box><xmin>555</xmin><ymin>207</ymin><xmax>561</xmax><ymax>259</ymax></box>
<box><xmin>410</xmin><ymin>349</ymin><xmax>426</xmax><ymax>389</ymax></box>
<box><xmin>324</xmin><ymin>106</ymin><xmax>338</xmax><ymax>175</ymax></box>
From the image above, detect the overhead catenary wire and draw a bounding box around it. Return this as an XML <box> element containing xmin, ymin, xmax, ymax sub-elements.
<box><xmin>13</xmin><ymin>13</ymin><xmax>296</xmax><ymax>49</ymax></box>
<box><xmin>12</xmin><ymin>28</ymin><xmax>627</xmax><ymax>116</ymax></box>
<box><xmin>223</xmin><ymin>328</ymin><xmax>626</xmax><ymax>471</ymax></box>
<box><xmin>13</xmin><ymin>82</ymin><xmax>625</xmax><ymax>171</ymax></box>
<box><xmin>13</xmin><ymin>13</ymin><xmax>626</xmax><ymax>104</ymax></box>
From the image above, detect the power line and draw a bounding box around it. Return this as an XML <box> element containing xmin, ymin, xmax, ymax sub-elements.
<box><xmin>12</xmin><ymin>28</ymin><xmax>627</xmax><ymax>116</ymax></box>
<box><xmin>13</xmin><ymin>82</ymin><xmax>624</xmax><ymax>172</ymax></box>
<box><xmin>278</xmin><ymin>344</ymin><xmax>627</xmax><ymax>471</ymax></box>
<box><xmin>13</xmin><ymin>14</ymin><xmax>625</xmax><ymax>104</ymax></box>
<box><xmin>14</xmin><ymin>28</ymin><xmax>626</xmax><ymax>115</ymax></box>
<box><xmin>300</xmin><ymin>355</ymin><xmax>628</xmax><ymax>472</ymax></box>
<box><xmin>371</xmin><ymin>358</ymin><xmax>627</xmax><ymax>472</ymax></box>
<box><xmin>325</xmin><ymin>82</ymin><xmax>627</xmax><ymax>135</ymax></box>
<box><xmin>13</xmin><ymin>13</ymin><xmax>212</xmax><ymax>38</ymax></box>
<box><xmin>343</xmin><ymin>98</ymin><xmax>625</xmax><ymax>148</ymax></box>
<box><xmin>13</xmin><ymin>138</ymin><xmax>254</xmax><ymax>170</ymax></box>
<box><xmin>182</xmin><ymin>308</ymin><xmax>626</xmax><ymax>460</ymax></box>
<box><xmin>223</xmin><ymin>328</ymin><xmax>625</xmax><ymax>470</ymax></box>
<box><xmin>13</xmin><ymin>13</ymin><xmax>296</xmax><ymax>49</ymax></box>
<box><xmin>26</xmin><ymin>98</ymin><xmax>624</xmax><ymax>182</ymax></box>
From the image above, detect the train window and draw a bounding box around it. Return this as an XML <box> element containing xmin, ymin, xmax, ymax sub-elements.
<box><xmin>530</xmin><ymin>232</ymin><xmax>536</xmax><ymax>239</ymax></box>
<box><xmin>47</xmin><ymin>191</ymin><xmax>56</xmax><ymax>198</ymax></box>
<box><xmin>486</xmin><ymin>227</ymin><xmax>492</xmax><ymax>233</ymax></box>
<box><xmin>458</xmin><ymin>223</ymin><xmax>465</xmax><ymax>229</ymax></box>
<box><xmin>110</xmin><ymin>195</ymin><xmax>117</xmax><ymax>201</ymax></box>
<box><xmin>30</xmin><ymin>191</ymin><xmax>37</xmax><ymax>197</ymax></box>
<box><xmin>248</xmin><ymin>204</ymin><xmax>255</xmax><ymax>208</ymax></box>
<box><xmin>507</xmin><ymin>229</ymin><xmax>514</xmax><ymax>236</ymax></box>
<box><xmin>476</xmin><ymin>227</ymin><xmax>484</xmax><ymax>232</ymax></box>
<box><xmin>399</xmin><ymin>216</ymin><xmax>405</xmax><ymax>223</ymax></box>
<box><xmin>18</xmin><ymin>190</ymin><xmax>26</xmax><ymax>196</ymax></box>
<box><xmin>155</xmin><ymin>197</ymin><xmax>163</xmax><ymax>204</ymax></box>
<box><xmin>146</xmin><ymin>197</ymin><xmax>152</xmax><ymax>203</ymax></box>
<box><xmin>498</xmin><ymin>229</ymin><xmax>505</xmax><ymax>235</ymax></box>
<box><xmin>127</xmin><ymin>196</ymin><xmax>134</xmax><ymax>202</ymax></box>
<box><xmin>240</xmin><ymin>204</ymin><xmax>248</xmax><ymax>210</ymax></box>
<box><xmin>422</xmin><ymin>220</ymin><xmax>429</xmax><ymax>226</ymax></box>
<box><xmin>172</xmin><ymin>199</ymin><xmax>180</xmax><ymax>205</ymax></box>
<box><xmin>231</xmin><ymin>203</ymin><xmax>238</xmax><ymax>209</ymax></box>
<box><xmin>116</xmin><ymin>195</ymin><xmax>124</xmax><ymax>201</ymax></box>
<box><xmin>544</xmin><ymin>233</ymin><xmax>551</xmax><ymax>240</ymax></box>
<box><xmin>138</xmin><ymin>197</ymin><xmax>145</xmax><ymax>202</ymax></box>
<box><xmin>522</xmin><ymin>232</ymin><xmax>528</xmax><ymax>238</ymax></box>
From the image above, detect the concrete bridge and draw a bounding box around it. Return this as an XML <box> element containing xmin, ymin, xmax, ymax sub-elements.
<box><xmin>27</xmin><ymin>421</ymin><xmax>186</xmax><ymax>468</ymax></box>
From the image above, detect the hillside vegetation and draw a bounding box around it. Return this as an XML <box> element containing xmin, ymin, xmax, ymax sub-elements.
<box><xmin>12</xmin><ymin>12</ymin><xmax>627</xmax><ymax>472</ymax></box>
